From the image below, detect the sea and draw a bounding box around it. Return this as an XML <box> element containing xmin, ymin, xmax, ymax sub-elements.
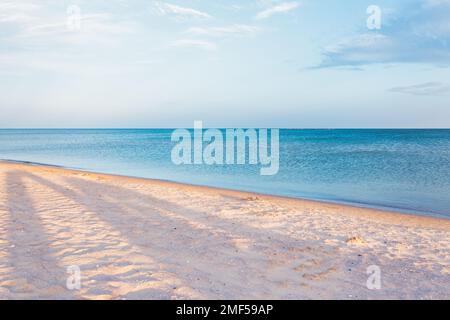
<box><xmin>1</xmin><ymin>129</ymin><xmax>449</xmax><ymax>218</ymax></box>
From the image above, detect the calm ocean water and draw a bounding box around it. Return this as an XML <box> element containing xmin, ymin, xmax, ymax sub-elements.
<box><xmin>1</xmin><ymin>129</ymin><xmax>449</xmax><ymax>218</ymax></box>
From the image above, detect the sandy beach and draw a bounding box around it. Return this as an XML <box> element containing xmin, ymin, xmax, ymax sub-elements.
<box><xmin>0</xmin><ymin>161</ymin><xmax>448</xmax><ymax>299</ymax></box>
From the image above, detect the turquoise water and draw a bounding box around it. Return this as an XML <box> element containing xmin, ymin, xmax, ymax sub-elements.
<box><xmin>0</xmin><ymin>129</ymin><xmax>449</xmax><ymax>218</ymax></box>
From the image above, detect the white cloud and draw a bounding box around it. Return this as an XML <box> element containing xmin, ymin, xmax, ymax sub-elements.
<box><xmin>317</xmin><ymin>0</ymin><xmax>450</xmax><ymax>68</ymax></box>
<box><xmin>424</xmin><ymin>0</ymin><xmax>450</xmax><ymax>7</ymax></box>
<box><xmin>255</xmin><ymin>2</ymin><xmax>300</xmax><ymax>20</ymax></box>
<box><xmin>185</xmin><ymin>24</ymin><xmax>260</xmax><ymax>37</ymax></box>
<box><xmin>0</xmin><ymin>1</ymin><xmax>135</xmax><ymax>41</ymax></box>
<box><xmin>389</xmin><ymin>82</ymin><xmax>450</xmax><ymax>96</ymax></box>
<box><xmin>0</xmin><ymin>1</ymin><xmax>40</xmax><ymax>24</ymax></box>
<box><xmin>0</xmin><ymin>3</ymin><xmax>139</xmax><ymax>77</ymax></box>
<box><xmin>324</xmin><ymin>33</ymin><xmax>390</xmax><ymax>53</ymax></box>
<box><xmin>11</xmin><ymin>12</ymin><xmax>135</xmax><ymax>42</ymax></box>
<box><xmin>154</xmin><ymin>1</ymin><xmax>211</xmax><ymax>19</ymax></box>
<box><xmin>172</xmin><ymin>39</ymin><xmax>217</xmax><ymax>50</ymax></box>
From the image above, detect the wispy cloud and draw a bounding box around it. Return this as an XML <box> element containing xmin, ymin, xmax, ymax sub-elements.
<box><xmin>317</xmin><ymin>0</ymin><xmax>450</xmax><ymax>68</ymax></box>
<box><xmin>0</xmin><ymin>2</ymin><xmax>138</xmax><ymax>76</ymax></box>
<box><xmin>424</xmin><ymin>0</ymin><xmax>450</xmax><ymax>7</ymax></box>
<box><xmin>17</xmin><ymin>13</ymin><xmax>134</xmax><ymax>40</ymax></box>
<box><xmin>255</xmin><ymin>2</ymin><xmax>300</xmax><ymax>20</ymax></box>
<box><xmin>185</xmin><ymin>24</ymin><xmax>260</xmax><ymax>38</ymax></box>
<box><xmin>154</xmin><ymin>1</ymin><xmax>211</xmax><ymax>19</ymax></box>
<box><xmin>0</xmin><ymin>1</ymin><xmax>40</xmax><ymax>24</ymax></box>
<box><xmin>0</xmin><ymin>1</ymin><xmax>136</xmax><ymax>41</ymax></box>
<box><xmin>389</xmin><ymin>82</ymin><xmax>450</xmax><ymax>96</ymax></box>
<box><xmin>172</xmin><ymin>39</ymin><xmax>217</xmax><ymax>51</ymax></box>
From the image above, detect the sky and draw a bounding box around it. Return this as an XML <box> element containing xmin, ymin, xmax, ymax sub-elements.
<box><xmin>0</xmin><ymin>0</ymin><xmax>449</xmax><ymax>128</ymax></box>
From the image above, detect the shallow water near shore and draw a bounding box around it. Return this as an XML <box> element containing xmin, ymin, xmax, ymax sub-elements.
<box><xmin>0</xmin><ymin>129</ymin><xmax>449</xmax><ymax>218</ymax></box>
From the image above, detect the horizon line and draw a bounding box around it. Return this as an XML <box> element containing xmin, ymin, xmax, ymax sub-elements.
<box><xmin>0</xmin><ymin>127</ymin><xmax>449</xmax><ymax>130</ymax></box>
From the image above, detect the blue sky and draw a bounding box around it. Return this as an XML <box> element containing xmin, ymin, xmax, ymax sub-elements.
<box><xmin>0</xmin><ymin>0</ymin><xmax>449</xmax><ymax>128</ymax></box>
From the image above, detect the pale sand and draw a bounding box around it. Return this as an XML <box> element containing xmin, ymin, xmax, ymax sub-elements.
<box><xmin>0</xmin><ymin>161</ymin><xmax>449</xmax><ymax>300</ymax></box>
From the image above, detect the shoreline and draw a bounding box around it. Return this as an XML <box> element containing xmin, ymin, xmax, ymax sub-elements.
<box><xmin>1</xmin><ymin>159</ymin><xmax>448</xmax><ymax>222</ymax></box>
<box><xmin>0</xmin><ymin>160</ymin><xmax>449</xmax><ymax>299</ymax></box>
